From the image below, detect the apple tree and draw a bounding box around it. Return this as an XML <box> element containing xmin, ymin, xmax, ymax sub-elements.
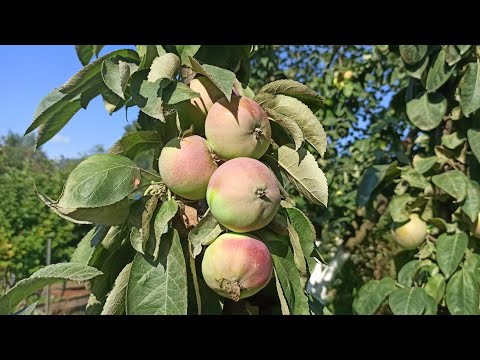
<box><xmin>352</xmin><ymin>45</ymin><xmax>480</xmax><ymax>315</ymax></box>
<box><xmin>0</xmin><ymin>45</ymin><xmax>329</xmax><ymax>315</ymax></box>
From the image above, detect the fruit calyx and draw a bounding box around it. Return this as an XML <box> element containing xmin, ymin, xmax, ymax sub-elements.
<box><xmin>256</xmin><ymin>189</ymin><xmax>268</xmax><ymax>198</ymax></box>
<box><xmin>217</xmin><ymin>278</ymin><xmax>243</xmax><ymax>302</ymax></box>
<box><xmin>254</xmin><ymin>127</ymin><xmax>264</xmax><ymax>139</ymax></box>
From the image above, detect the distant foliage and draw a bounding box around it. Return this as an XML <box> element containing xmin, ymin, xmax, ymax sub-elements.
<box><xmin>0</xmin><ymin>133</ymin><xmax>89</xmax><ymax>290</ymax></box>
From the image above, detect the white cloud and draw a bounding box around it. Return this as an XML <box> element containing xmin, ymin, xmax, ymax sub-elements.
<box><xmin>51</xmin><ymin>134</ymin><xmax>70</xmax><ymax>144</ymax></box>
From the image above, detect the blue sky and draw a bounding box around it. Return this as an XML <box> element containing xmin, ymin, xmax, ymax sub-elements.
<box><xmin>0</xmin><ymin>45</ymin><xmax>138</xmax><ymax>159</ymax></box>
<box><xmin>0</xmin><ymin>45</ymin><xmax>395</xmax><ymax>159</ymax></box>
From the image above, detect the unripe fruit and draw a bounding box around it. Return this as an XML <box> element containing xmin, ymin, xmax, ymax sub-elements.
<box><xmin>189</xmin><ymin>76</ymin><xmax>226</xmax><ymax>114</ymax></box>
<box><xmin>343</xmin><ymin>70</ymin><xmax>353</xmax><ymax>80</ymax></box>
<box><xmin>201</xmin><ymin>233</ymin><xmax>273</xmax><ymax>301</ymax></box>
<box><xmin>391</xmin><ymin>213</ymin><xmax>427</xmax><ymax>249</ymax></box>
<box><xmin>207</xmin><ymin>158</ymin><xmax>281</xmax><ymax>233</ymax></box>
<box><xmin>205</xmin><ymin>96</ymin><xmax>271</xmax><ymax>160</ymax></box>
<box><xmin>158</xmin><ymin>135</ymin><xmax>217</xmax><ymax>200</ymax></box>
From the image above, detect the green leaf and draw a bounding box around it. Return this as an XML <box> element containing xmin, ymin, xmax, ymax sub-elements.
<box><xmin>464</xmin><ymin>252</ymin><xmax>480</xmax><ymax>286</ymax></box>
<box><xmin>14</xmin><ymin>301</ymin><xmax>39</xmax><ymax>315</ymax></box>
<box><xmin>258</xmin><ymin>79</ymin><xmax>323</xmax><ymax>112</ymax></box>
<box><xmin>458</xmin><ymin>45</ymin><xmax>471</xmax><ymax>55</ymax></box>
<box><xmin>434</xmin><ymin>145</ymin><xmax>464</xmax><ymax>164</ymax></box>
<box><xmin>58</xmin><ymin>154</ymin><xmax>140</xmax><ymax>209</ymax></box>
<box><xmin>174</xmin><ymin>45</ymin><xmax>201</xmax><ymax>66</ymax></box>
<box><xmin>130</xmin><ymin>70</ymin><xmax>169</xmax><ymax>121</ymax></box>
<box><xmin>242</xmin><ymin>85</ymin><xmax>256</xmax><ymax>99</ymax></box>
<box><xmin>446</xmin><ymin>269</ymin><xmax>480</xmax><ymax>315</ymax></box>
<box><xmin>460</xmin><ymin>60</ymin><xmax>480</xmax><ymax>117</ymax></box>
<box><xmin>93</xmin><ymin>45</ymin><xmax>104</xmax><ymax>57</ymax></box>
<box><xmin>422</xmin><ymin>234</ymin><xmax>438</xmax><ymax>255</ymax></box>
<box><xmin>148</xmin><ymin>53</ymin><xmax>181</xmax><ymax>82</ymax></box>
<box><xmin>423</xmin><ymin>294</ymin><xmax>438</xmax><ymax>315</ymax></box>
<box><xmin>274</xmin><ymin>270</ymin><xmax>290</xmax><ymax>315</ymax></box>
<box><xmin>388</xmin><ymin>194</ymin><xmax>414</xmax><ymax>223</ymax></box>
<box><xmin>445</xmin><ymin>45</ymin><xmax>461</xmax><ymax>66</ymax></box>
<box><xmin>432</xmin><ymin>170</ymin><xmax>468</xmax><ymax>201</ymax></box>
<box><xmin>79</xmin><ymin>78</ymin><xmax>121</xmax><ymax>111</ymax></box>
<box><xmin>397</xmin><ymin>260</ymin><xmax>421</xmax><ymax>287</ymax></box>
<box><xmin>428</xmin><ymin>217</ymin><xmax>457</xmax><ymax>234</ymax></box>
<box><xmin>273</xmin><ymin>250</ymin><xmax>309</xmax><ymax>315</ymax></box>
<box><xmin>353</xmin><ymin>277</ymin><xmax>397</xmax><ymax>315</ymax></box>
<box><xmin>60</xmin><ymin>49</ymin><xmax>140</xmax><ymax>96</ymax></box>
<box><xmin>127</xmin><ymin>228</ymin><xmax>187</xmax><ymax>315</ymax></box>
<box><xmin>193</xmin><ymin>45</ymin><xmax>252</xmax><ymax>72</ymax></box>
<box><xmin>188</xmin><ymin>213</ymin><xmax>224</xmax><ymax>258</ymax></box>
<box><xmin>286</xmin><ymin>220</ymin><xmax>307</xmax><ymax>286</ymax></box>
<box><xmin>467</xmin><ymin>129</ymin><xmax>480</xmax><ymax>164</ymax></box>
<box><xmin>87</xmin><ymin>227</ymin><xmax>129</xmax><ymax>266</ymax></box>
<box><xmin>189</xmin><ymin>57</ymin><xmax>235</xmax><ymax>101</ymax></box>
<box><xmin>388</xmin><ymin>287</ymin><xmax>428</xmax><ymax>315</ymax></box>
<box><xmin>425</xmin><ymin>273</ymin><xmax>446</xmax><ymax>304</ymax></box>
<box><xmin>413</xmin><ymin>155</ymin><xmax>437</xmax><ymax>174</ymax></box>
<box><xmin>75</xmin><ymin>45</ymin><xmax>94</xmax><ymax>66</ymax></box>
<box><xmin>153</xmin><ymin>199</ymin><xmax>179</xmax><ymax>260</ymax></box>
<box><xmin>162</xmin><ymin>81</ymin><xmax>199</xmax><ymax>105</ymax></box>
<box><xmin>441</xmin><ymin>132</ymin><xmax>465</xmax><ymax>150</ymax></box>
<box><xmin>405</xmin><ymin>56</ymin><xmax>429</xmax><ymax>80</ymax></box>
<box><xmin>401</xmin><ymin>167</ymin><xmax>430</xmax><ymax>190</ymax></box>
<box><xmin>101</xmin><ymin>262</ymin><xmax>132</xmax><ymax>315</ymax></box>
<box><xmin>0</xmin><ymin>263</ymin><xmax>102</xmax><ymax>314</ymax></box>
<box><xmin>137</xmin><ymin>45</ymin><xmax>161</xmax><ymax>70</ymax></box>
<box><xmin>139</xmin><ymin>195</ymin><xmax>160</xmax><ymax>254</ymax></box>
<box><xmin>36</xmin><ymin>98</ymin><xmax>82</xmax><ymax>148</ymax></box>
<box><xmin>129</xmin><ymin>227</ymin><xmax>144</xmax><ymax>254</ymax></box>
<box><xmin>267</xmin><ymin>212</ymin><xmax>289</xmax><ymax>236</ymax></box>
<box><xmin>265</xmin><ymin>145</ymin><xmax>328</xmax><ymax>207</ymax></box>
<box><xmin>26</xmin><ymin>49</ymin><xmax>140</xmax><ymax>146</ymax></box>
<box><xmin>38</xmin><ymin>192</ymin><xmax>129</xmax><ymax>226</ymax></box>
<box><xmin>426</xmin><ymin>48</ymin><xmax>455</xmax><ymax>92</ymax></box>
<box><xmin>264</xmin><ymin>107</ymin><xmax>304</xmax><ymax>150</ymax></box>
<box><xmin>406</xmin><ymin>92</ymin><xmax>447</xmax><ymax>131</ymax></box>
<box><xmin>399</xmin><ymin>45</ymin><xmax>428</xmax><ymax>65</ymax></box>
<box><xmin>357</xmin><ymin>162</ymin><xmax>400</xmax><ymax>206</ymax></box>
<box><xmin>109</xmin><ymin>131</ymin><xmax>162</xmax><ymax>160</ymax></box>
<box><xmin>64</xmin><ymin>200</ymin><xmax>130</xmax><ymax>226</ymax></box>
<box><xmin>462</xmin><ymin>180</ymin><xmax>480</xmax><ymax>222</ymax></box>
<box><xmin>260</xmin><ymin>230</ymin><xmax>309</xmax><ymax>315</ymax></box>
<box><xmin>86</xmin><ymin>225</ymin><xmax>133</xmax><ymax>314</ymax></box>
<box><xmin>452</xmin><ymin>107</ymin><xmax>463</xmax><ymax>121</ymax></box>
<box><xmin>71</xmin><ymin>225</ymin><xmax>109</xmax><ymax>264</ymax></box>
<box><xmin>103</xmin><ymin>95</ymin><xmax>122</xmax><ymax>115</ymax></box>
<box><xmin>101</xmin><ymin>58</ymin><xmax>138</xmax><ymax>100</ymax></box>
<box><xmin>436</xmin><ymin>232</ymin><xmax>468</xmax><ymax>279</ymax></box>
<box><xmin>24</xmin><ymin>87</ymin><xmax>83</xmax><ymax>149</ymax></box>
<box><xmin>26</xmin><ymin>89</ymin><xmax>69</xmax><ymax>135</ymax></box>
<box><xmin>262</xmin><ymin>95</ymin><xmax>327</xmax><ymax>157</ymax></box>
<box><xmin>285</xmin><ymin>207</ymin><xmax>316</xmax><ymax>273</ymax></box>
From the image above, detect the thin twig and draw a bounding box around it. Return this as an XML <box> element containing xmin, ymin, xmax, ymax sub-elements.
<box><xmin>189</xmin><ymin>254</ymin><xmax>202</xmax><ymax>315</ymax></box>
<box><xmin>139</xmin><ymin>168</ymin><xmax>162</xmax><ymax>180</ymax></box>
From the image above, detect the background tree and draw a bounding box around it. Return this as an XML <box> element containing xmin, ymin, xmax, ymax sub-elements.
<box><xmin>351</xmin><ymin>45</ymin><xmax>480</xmax><ymax>315</ymax></box>
<box><xmin>0</xmin><ymin>133</ymin><xmax>90</xmax><ymax>293</ymax></box>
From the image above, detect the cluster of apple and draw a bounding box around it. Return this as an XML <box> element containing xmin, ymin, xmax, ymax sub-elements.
<box><xmin>158</xmin><ymin>77</ymin><xmax>279</xmax><ymax>301</ymax></box>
